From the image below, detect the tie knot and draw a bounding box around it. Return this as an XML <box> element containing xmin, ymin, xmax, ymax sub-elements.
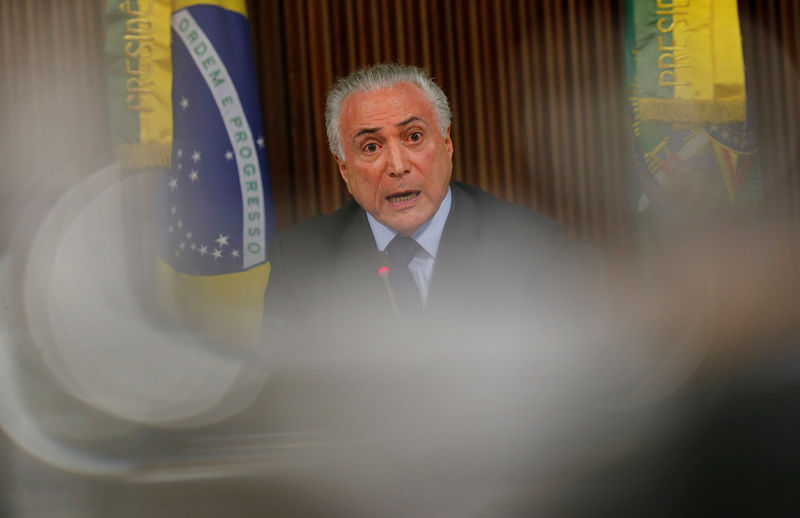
<box><xmin>385</xmin><ymin>235</ymin><xmax>421</xmax><ymax>268</ymax></box>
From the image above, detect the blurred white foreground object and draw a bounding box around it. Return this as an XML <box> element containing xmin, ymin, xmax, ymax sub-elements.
<box><xmin>7</xmin><ymin>163</ymin><xmax>266</xmax><ymax>429</ymax></box>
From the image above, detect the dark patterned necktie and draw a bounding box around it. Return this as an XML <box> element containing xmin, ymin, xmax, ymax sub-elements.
<box><xmin>385</xmin><ymin>235</ymin><xmax>423</xmax><ymax>318</ymax></box>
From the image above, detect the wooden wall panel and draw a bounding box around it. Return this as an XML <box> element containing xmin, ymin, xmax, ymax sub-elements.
<box><xmin>248</xmin><ymin>0</ymin><xmax>294</xmax><ymax>231</ymax></box>
<box><xmin>739</xmin><ymin>0</ymin><xmax>800</xmax><ymax>236</ymax></box>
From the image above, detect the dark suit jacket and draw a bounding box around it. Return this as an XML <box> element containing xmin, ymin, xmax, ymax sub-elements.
<box><xmin>222</xmin><ymin>182</ymin><xmax>611</xmax><ymax>514</ymax></box>
<box><xmin>262</xmin><ymin>181</ymin><xmax>600</xmax><ymax>351</ymax></box>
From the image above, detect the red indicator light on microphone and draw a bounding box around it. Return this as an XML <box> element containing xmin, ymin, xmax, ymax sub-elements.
<box><xmin>378</xmin><ymin>266</ymin><xmax>390</xmax><ymax>277</ymax></box>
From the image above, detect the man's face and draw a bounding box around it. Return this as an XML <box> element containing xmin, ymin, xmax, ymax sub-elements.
<box><xmin>335</xmin><ymin>82</ymin><xmax>453</xmax><ymax>236</ymax></box>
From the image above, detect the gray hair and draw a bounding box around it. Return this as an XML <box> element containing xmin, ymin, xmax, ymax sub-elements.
<box><xmin>325</xmin><ymin>63</ymin><xmax>451</xmax><ymax>161</ymax></box>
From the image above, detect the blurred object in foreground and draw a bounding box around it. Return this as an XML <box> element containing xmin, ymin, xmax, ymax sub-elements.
<box><xmin>2</xmin><ymin>163</ymin><xmax>267</xmax><ymax>432</ymax></box>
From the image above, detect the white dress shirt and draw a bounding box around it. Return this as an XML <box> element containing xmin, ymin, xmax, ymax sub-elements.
<box><xmin>366</xmin><ymin>187</ymin><xmax>452</xmax><ymax>306</ymax></box>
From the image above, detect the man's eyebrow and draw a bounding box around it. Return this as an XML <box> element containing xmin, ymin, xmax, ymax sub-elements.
<box><xmin>354</xmin><ymin>127</ymin><xmax>379</xmax><ymax>139</ymax></box>
<box><xmin>353</xmin><ymin>117</ymin><xmax>424</xmax><ymax>140</ymax></box>
<box><xmin>397</xmin><ymin>116</ymin><xmax>423</xmax><ymax>127</ymax></box>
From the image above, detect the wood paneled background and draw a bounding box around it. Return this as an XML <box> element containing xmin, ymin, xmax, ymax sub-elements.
<box><xmin>252</xmin><ymin>0</ymin><xmax>630</xmax><ymax>248</ymax></box>
<box><xmin>738</xmin><ymin>0</ymin><xmax>800</xmax><ymax>234</ymax></box>
<box><xmin>1</xmin><ymin>0</ymin><xmax>798</xmax><ymax>254</ymax></box>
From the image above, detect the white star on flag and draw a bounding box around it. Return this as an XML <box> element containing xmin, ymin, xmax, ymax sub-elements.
<box><xmin>179</xmin><ymin>241</ymin><xmax>186</xmax><ymax>250</ymax></box>
<box><xmin>171</xmin><ymin>206</ymin><xmax>177</xmax><ymax>214</ymax></box>
<box><xmin>225</xmin><ymin>150</ymin><xmax>234</xmax><ymax>161</ymax></box>
<box><xmin>198</xmin><ymin>245</ymin><xmax>208</xmax><ymax>256</ymax></box>
<box><xmin>231</xmin><ymin>249</ymin><xmax>240</xmax><ymax>258</ymax></box>
<box><xmin>192</xmin><ymin>150</ymin><xmax>201</xmax><ymax>163</ymax></box>
<box><xmin>186</xmin><ymin>231</ymin><xmax>192</xmax><ymax>239</ymax></box>
<box><xmin>177</xmin><ymin>220</ymin><xmax>183</xmax><ymax>229</ymax></box>
<box><xmin>176</xmin><ymin>148</ymin><xmax>183</xmax><ymax>158</ymax></box>
<box><xmin>180</xmin><ymin>97</ymin><xmax>189</xmax><ymax>110</ymax></box>
<box><xmin>189</xmin><ymin>170</ymin><xmax>199</xmax><ymax>182</ymax></box>
<box><xmin>215</xmin><ymin>233</ymin><xmax>229</xmax><ymax>247</ymax></box>
<box><xmin>177</xmin><ymin>162</ymin><xmax>182</xmax><ymax>170</ymax></box>
<box><xmin>256</xmin><ymin>136</ymin><xmax>265</xmax><ymax>148</ymax></box>
<box><xmin>190</xmin><ymin>243</ymin><xmax>197</xmax><ymax>251</ymax></box>
<box><xmin>212</xmin><ymin>249</ymin><xmax>222</xmax><ymax>260</ymax></box>
<box><xmin>168</xmin><ymin>177</ymin><xmax>178</xmax><ymax>191</ymax></box>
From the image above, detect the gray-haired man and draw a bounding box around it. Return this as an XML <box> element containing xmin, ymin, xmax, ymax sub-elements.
<box><xmin>262</xmin><ymin>63</ymin><xmax>593</xmax><ymax>338</ymax></box>
<box><xmin>250</xmin><ymin>63</ymin><xmax>608</xmax><ymax>515</ymax></box>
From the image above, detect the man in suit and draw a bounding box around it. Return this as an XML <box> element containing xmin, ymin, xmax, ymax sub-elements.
<box><xmin>250</xmin><ymin>64</ymin><xmax>609</xmax><ymax>515</ymax></box>
<box><xmin>262</xmin><ymin>63</ymin><xmax>597</xmax><ymax>348</ymax></box>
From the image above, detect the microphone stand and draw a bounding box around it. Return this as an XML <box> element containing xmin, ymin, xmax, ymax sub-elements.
<box><xmin>378</xmin><ymin>266</ymin><xmax>402</xmax><ymax>324</ymax></box>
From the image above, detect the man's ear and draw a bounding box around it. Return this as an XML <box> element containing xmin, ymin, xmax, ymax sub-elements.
<box><xmin>335</xmin><ymin>155</ymin><xmax>351</xmax><ymax>190</ymax></box>
<box><xmin>444</xmin><ymin>126</ymin><xmax>453</xmax><ymax>158</ymax></box>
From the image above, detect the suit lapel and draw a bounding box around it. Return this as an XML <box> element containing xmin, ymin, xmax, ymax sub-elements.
<box><xmin>330</xmin><ymin>187</ymin><xmax>486</xmax><ymax>323</ymax></box>
<box><xmin>333</xmin><ymin>203</ymin><xmax>396</xmax><ymax>320</ymax></box>
<box><xmin>426</xmin><ymin>183</ymin><xmax>485</xmax><ymax>314</ymax></box>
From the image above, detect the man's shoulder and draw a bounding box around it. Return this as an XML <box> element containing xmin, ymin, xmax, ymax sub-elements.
<box><xmin>266</xmin><ymin>200</ymin><xmax>368</xmax><ymax>276</ymax></box>
<box><xmin>274</xmin><ymin>199</ymin><xmax>363</xmax><ymax>246</ymax></box>
<box><xmin>450</xmin><ymin>180</ymin><xmax>565</xmax><ymax>242</ymax></box>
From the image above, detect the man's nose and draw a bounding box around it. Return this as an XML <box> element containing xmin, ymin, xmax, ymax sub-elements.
<box><xmin>385</xmin><ymin>141</ymin><xmax>409</xmax><ymax>177</ymax></box>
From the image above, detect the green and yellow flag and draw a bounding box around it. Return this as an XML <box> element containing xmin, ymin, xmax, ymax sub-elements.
<box><xmin>105</xmin><ymin>0</ymin><xmax>173</xmax><ymax>168</ymax></box>
<box><xmin>105</xmin><ymin>0</ymin><xmax>276</xmax><ymax>342</ymax></box>
<box><xmin>626</xmin><ymin>0</ymin><xmax>762</xmax><ymax>230</ymax></box>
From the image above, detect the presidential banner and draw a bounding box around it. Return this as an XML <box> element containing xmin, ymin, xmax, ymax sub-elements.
<box><xmin>106</xmin><ymin>0</ymin><xmax>276</xmax><ymax>342</ymax></box>
<box><xmin>105</xmin><ymin>0</ymin><xmax>173</xmax><ymax>168</ymax></box>
<box><xmin>626</xmin><ymin>0</ymin><xmax>762</xmax><ymax>240</ymax></box>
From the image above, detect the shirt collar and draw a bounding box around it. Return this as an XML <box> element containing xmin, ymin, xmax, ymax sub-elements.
<box><xmin>366</xmin><ymin>186</ymin><xmax>452</xmax><ymax>258</ymax></box>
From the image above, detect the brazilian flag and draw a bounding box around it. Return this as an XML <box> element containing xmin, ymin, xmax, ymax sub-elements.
<box><xmin>105</xmin><ymin>0</ymin><xmax>276</xmax><ymax>342</ymax></box>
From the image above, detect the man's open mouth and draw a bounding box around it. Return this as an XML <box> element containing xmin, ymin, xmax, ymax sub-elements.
<box><xmin>386</xmin><ymin>190</ymin><xmax>420</xmax><ymax>203</ymax></box>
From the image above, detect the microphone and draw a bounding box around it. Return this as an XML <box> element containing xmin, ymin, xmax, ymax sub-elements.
<box><xmin>378</xmin><ymin>266</ymin><xmax>401</xmax><ymax>323</ymax></box>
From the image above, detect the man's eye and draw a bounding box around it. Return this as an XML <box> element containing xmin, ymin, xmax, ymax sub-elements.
<box><xmin>363</xmin><ymin>143</ymin><xmax>378</xmax><ymax>153</ymax></box>
<box><xmin>408</xmin><ymin>132</ymin><xmax>422</xmax><ymax>142</ymax></box>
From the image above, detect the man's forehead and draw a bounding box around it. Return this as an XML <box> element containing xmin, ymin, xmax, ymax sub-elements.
<box><xmin>340</xmin><ymin>83</ymin><xmax>435</xmax><ymax>131</ymax></box>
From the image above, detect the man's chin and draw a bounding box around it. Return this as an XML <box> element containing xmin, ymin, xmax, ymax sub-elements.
<box><xmin>383</xmin><ymin>214</ymin><xmax>428</xmax><ymax>236</ymax></box>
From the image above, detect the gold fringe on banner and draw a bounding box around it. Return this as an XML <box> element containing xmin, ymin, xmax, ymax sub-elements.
<box><xmin>636</xmin><ymin>98</ymin><xmax>747</xmax><ymax>124</ymax></box>
<box><xmin>114</xmin><ymin>143</ymin><xmax>172</xmax><ymax>169</ymax></box>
